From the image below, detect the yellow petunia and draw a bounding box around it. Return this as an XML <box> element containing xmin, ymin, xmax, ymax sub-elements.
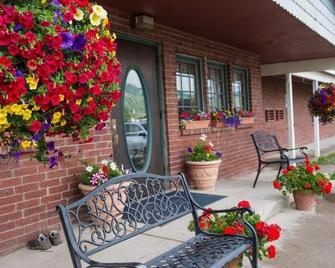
<box><xmin>22</xmin><ymin>110</ymin><xmax>32</xmax><ymax>120</ymax></box>
<box><xmin>76</xmin><ymin>99</ymin><xmax>82</xmax><ymax>105</ymax></box>
<box><xmin>92</xmin><ymin>5</ymin><xmax>107</xmax><ymax>19</ymax></box>
<box><xmin>41</xmin><ymin>0</ymin><xmax>47</xmax><ymax>3</ymax></box>
<box><xmin>26</xmin><ymin>75</ymin><xmax>39</xmax><ymax>90</ymax></box>
<box><xmin>59</xmin><ymin>94</ymin><xmax>64</xmax><ymax>102</ymax></box>
<box><xmin>74</xmin><ymin>9</ymin><xmax>84</xmax><ymax>21</ymax></box>
<box><xmin>89</xmin><ymin>12</ymin><xmax>102</xmax><ymax>26</ymax></box>
<box><xmin>21</xmin><ymin>140</ymin><xmax>32</xmax><ymax>148</ymax></box>
<box><xmin>111</xmin><ymin>33</ymin><xmax>117</xmax><ymax>41</ymax></box>
<box><xmin>0</xmin><ymin>118</ymin><xmax>8</xmax><ymax>125</ymax></box>
<box><xmin>103</xmin><ymin>30</ymin><xmax>110</xmax><ymax>37</ymax></box>
<box><xmin>32</xmin><ymin>105</ymin><xmax>40</xmax><ymax>111</ymax></box>
<box><xmin>102</xmin><ymin>18</ymin><xmax>109</xmax><ymax>27</ymax></box>
<box><xmin>60</xmin><ymin>120</ymin><xmax>67</xmax><ymax>126</ymax></box>
<box><xmin>51</xmin><ymin>112</ymin><xmax>62</xmax><ymax>124</ymax></box>
<box><xmin>10</xmin><ymin>104</ymin><xmax>23</xmax><ymax>115</ymax></box>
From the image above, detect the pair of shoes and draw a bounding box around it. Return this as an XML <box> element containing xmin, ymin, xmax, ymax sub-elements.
<box><xmin>48</xmin><ymin>230</ymin><xmax>63</xmax><ymax>246</ymax></box>
<box><xmin>26</xmin><ymin>230</ymin><xmax>63</xmax><ymax>250</ymax></box>
<box><xmin>26</xmin><ymin>234</ymin><xmax>52</xmax><ymax>250</ymax></box>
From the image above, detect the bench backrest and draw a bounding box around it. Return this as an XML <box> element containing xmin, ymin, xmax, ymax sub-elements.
<box><xmin>251</xmin><ymin>130</ymin><xmax>281</xmax><ymax>155</ymax></box>
<box><xmin>57</xmin><ymin>173</ymin><xmax>193</xmax><ymax>261</ymax></box>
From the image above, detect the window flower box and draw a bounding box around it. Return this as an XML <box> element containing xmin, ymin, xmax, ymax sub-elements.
<box><xmin>239</xmin><ymin>117</ymin><xmax>255</xmax><ymax>125</ymax></box>
<box><xmin>183</xmin><ymin>120</ymin><xmax>210</xmax><ymax>130</ymax></box>
<box><xmin>179</xmin><ymin>111</ymin><xmax>210</xmax><ymax>130</ymax></box>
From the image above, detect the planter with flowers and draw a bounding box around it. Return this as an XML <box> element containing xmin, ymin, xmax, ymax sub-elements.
<box><xmin>238</xmin><ymin>110</ymin><xmax>255</xmax><ymax>125</ymax></box>
<box><xmin>210</xmin><ymin>111</ymin><xmax>225</xmax><ymax>128</ymax></box>
<box><xmin>186</xmin><ymin>134</ymin><xmax>222</xmax><ymax>190</ymax></box>
<box><xmin>188</xmin><ymin>200</ymin><xmax>281</xmax><ymax>267</ymax></box>
<box><xmin>210</xmin><ymin>110</ymin><xmax>239</xmax><ymax>129</ymax></box>
<box><xmin>273</xmin><ymin>159</ymin><xmax>332</xmax><ymax>210</ymax></box>
<box><xmin>79</xmin><ymin>160</ymin><xmax>130</xmax><ymax>221</ymax></box>
<box><xmin>0</xmin><ymin>0</ymin><xmax>120</xmax><ymax>167</ymax></box>
<box><xmin>179</xmin><ymin>111</ymin><xmax>210</xmax><ymax>130</ymax></box>
<box><xmin>309</xmin><ymin>83</ymin><xmax>335</xmax><ymax>124</ymax></box>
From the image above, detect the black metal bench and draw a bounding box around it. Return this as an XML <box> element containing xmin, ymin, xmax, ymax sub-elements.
<box><xmin>57</xmin><ymin>173</ymin><xmax>258</xmax><ymax>268</ymax></box>
<box><xmin>251</xmin><ymin>130</ymin><xmax>308</xmax><ymax>188</ymax></box>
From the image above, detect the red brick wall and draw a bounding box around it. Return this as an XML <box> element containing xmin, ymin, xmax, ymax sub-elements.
<box><xmin>0</xmin><ymin>128</ymin><xmax>113</xmax><ymax>255</ymax></box>
<box><xmin>262</xmin><ymin>76</ymin><xmax>335</xmax><ymax>148</ymax></box>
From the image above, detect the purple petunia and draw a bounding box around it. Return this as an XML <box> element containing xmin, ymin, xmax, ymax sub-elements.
<box><xmin>9</xmin><ymin>151</ymin><xmax>21</xmax><ymax>161</ymax></box>
<box><xmin>48</xmin><ymin>156</ymin><xmax>58</xmax><ymax>168</ymax></box>
<box><xmin>73</xmin><ymin>34</ymin><xmax>86</xmax><ymax>52</ymax></box>
<box><xmin>32</xmin><ymin>133</ymin><xmax>43</xmax><ymax>142</ymax></box>
<box><xmin>13</xmin><ymin>24</ymin><xmax>23</xmax><ymax>32</ymax></box>
<box><xmin>216</xmin><ymin>151</ymin><xmax>222</xmax><ymax>158</ymax></box>
<box><xmin>47</xmin><ymin>141</ymin><xmax>56</xmax><ymax>152</ymax></box>
<box><xmin>15</xmin><ymin>70</ymin><xmax>24</xmax><ymax>77</ymax></box>
<box><xmin>187</xmin><ymin>147</ymin><xmax>193</xmax><ymax>153</ymax></box>
<box><xmin>60</xmin><ymin>32</ymin><xmax>74</xmax><ymax>49</ymax></box>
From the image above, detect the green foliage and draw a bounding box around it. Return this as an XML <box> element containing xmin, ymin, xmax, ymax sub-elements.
<box><xmin>187</xmin><ymin>134</ymin><xmax>222</xmax><ymax>162</ymax></box>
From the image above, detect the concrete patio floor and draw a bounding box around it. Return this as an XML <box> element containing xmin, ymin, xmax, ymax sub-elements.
<box><xmin>1</xmin><ymin>137</ymin><xmax>335</xmax><ymax>268</ymax></box>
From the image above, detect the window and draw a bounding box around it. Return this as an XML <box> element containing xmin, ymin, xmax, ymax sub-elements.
<box><xmin>176</xmin><ymin>56</ymin><xmax>202</xmax><ymax>113</ymax></box>
<box><xmin>232</xmin><ymin>67</ymin><xmax>250</xmax><ymax>111</ymax></box>
<box><xmin>207</xmin><ymin>64</ymin><xmax>227</xmax><ymax>111</ymax></box>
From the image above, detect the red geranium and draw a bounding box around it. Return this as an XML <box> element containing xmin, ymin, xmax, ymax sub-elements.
<box><xmin>267</xmin><ymin>245</ymin><xmax>276</xmax><ymax>259</ymax></box>
<box><xmin>273</xmin><ymin>180</ymin><xmax>281</xmax><ymax>189</ymax></box>
<box><xmin>237</xmin><ymin>200</ymin><xmax>250</xmax><ymax>208</ymax></box>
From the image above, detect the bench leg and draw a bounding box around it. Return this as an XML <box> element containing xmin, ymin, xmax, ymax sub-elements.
<box><xmin>252</xmin><ymin>163</ymin><xmax>265</xmax><ymax>188</ymax></box>
<box><xmin>276</xmin><ymin>163</ymin><xmax>283</xmax><ymax>179</ymax></box>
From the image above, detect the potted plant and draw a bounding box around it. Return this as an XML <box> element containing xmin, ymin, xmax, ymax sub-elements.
<box><xmin>79</xmin><ymin>160</ymin><xmax>131</xmax><ymax>221</ymax></box>
<box><xmin>185</xmin><ymin>134</ymin><xmax>222</xmax><ymax>190</ymax></box>
<box><xmin>238</xmin><ymin>110</ymin><xmax>255</xmax><ymax>125</ymax></box>
<box><xmin>179</xmin><ymin>110</ymin><xmax>210</xmax><ymax>130</ymax></box>
<box><xmin>0</xmin><ymin>1</ymin><xmax>121</xmax><ymax>167</ymax></box>
<box><xmin>308</xmin><ymin>83</ymin><xmax>335</xmax><ymax>124</ymax></box>
<box><xmin>223</xmin><ymin>110</ymin><xmax>240</xmax><ymax>128</ymax></box>
<box><xmin>273</xmin><ymin>159</ymin><xmax>332</xmax><ymax>210</ymax></box>
<box><xmin>188</xmin><ymin>200</ymin><xmax>281</xmax><ymax>267</ymax></box>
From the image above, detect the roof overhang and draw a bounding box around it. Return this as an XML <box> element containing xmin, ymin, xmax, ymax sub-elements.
<box><xmin>101</xmin><ymin>0</ymin><xmax>335</xmax><ymax>64</ymax></box>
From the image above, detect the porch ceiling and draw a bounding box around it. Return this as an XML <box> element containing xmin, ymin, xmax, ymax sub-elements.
<box><xmin>103</xmin><ymin>0</ymin><xmax>335</xmax><ymax>64</ymax></box>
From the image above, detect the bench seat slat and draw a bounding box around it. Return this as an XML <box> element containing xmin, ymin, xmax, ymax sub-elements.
<box><xmin>145</xmin><ymin>233</ymin><xmax>252</xmax><ymax>268</ymax></box>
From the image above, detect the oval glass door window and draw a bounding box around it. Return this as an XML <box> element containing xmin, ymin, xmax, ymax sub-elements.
<box><xmin>123</xmin><ymin>69</ymin><xmax>150</xmax><ymax>171</ymax></box>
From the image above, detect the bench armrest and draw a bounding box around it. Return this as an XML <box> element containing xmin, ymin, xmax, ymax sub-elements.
<box><xmin>88</xmin><ymin>262</ymin><xmax>146</xmax><ymax>268</ymax></box>
<box><xmin>282</xmin><ymin>146</ymin><xmax>308</xmax><ymax>157</ymax></box>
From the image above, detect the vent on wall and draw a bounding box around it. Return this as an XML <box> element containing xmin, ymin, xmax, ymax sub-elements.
<box><xmin>265</xmin><ymin>110</ymin><xmax>275</xmax><ymax>122</ymax></box>
<box><xmin>276</xmin><ymin>109</ymin><xmax>284</xmax><ymax>121</ymax></box>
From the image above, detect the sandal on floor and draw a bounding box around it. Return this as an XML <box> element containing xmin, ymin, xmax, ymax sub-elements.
<box><xmin>26</xmin><ymin>234</ymin><xmax>52</xmax><ymax>250</ymax></box>
<box><xmin>48</xmin><ymin>230</ymin><xmax>62</xmax><ymax>246</ymax></box>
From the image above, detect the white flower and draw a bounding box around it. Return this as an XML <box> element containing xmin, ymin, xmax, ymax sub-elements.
<box><xmin>109</xmin><ymin>161</ymin><xmax>117</xmax><ymax>170</ymax></box>
<box><xmin>209</xmin><ymin>142</ymin><xmax>214</xmax><ymax>148</ymax></box>
<box><xmin>74</xmin><ymin>9</ymin><xmax>84</xmax><ymax>21</ymax></box>
<box><xmin>199</xmin><ymin>134</ymin><xmax>207</xmax><ymax>141</ymax></box>
<box><xmin>92</xmin><ymin>5</ymin><xmax>108</xmax><ymax>19</ymax></box>
<box><xmin>86</xmin><ymin>166</ymin><xmax>93</xmax><ymax>172</ymax></box>
<box><xmin>100</xmin><ymin>159</ymin><xmax>109</xmax><ymax>165</ymax></box>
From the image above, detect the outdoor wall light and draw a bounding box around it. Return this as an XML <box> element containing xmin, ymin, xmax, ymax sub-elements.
<box><xmin>133</xmin><ymin>14</ymin><xmax>154</xmax><ymax>30</ymax></box>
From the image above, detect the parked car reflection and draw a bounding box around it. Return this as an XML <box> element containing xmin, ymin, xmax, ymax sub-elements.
<box><xmin>125</xmin><ymin>122</ymin><xmax>147</xmax><ymax>169</ymax></box>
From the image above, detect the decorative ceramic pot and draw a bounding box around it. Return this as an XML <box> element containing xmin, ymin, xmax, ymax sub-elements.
<box><xmin>183</xmin><ymin>120</ymin><xmax>210</xmax><ymax>130</ymax></box>
<box><xmin>239</xmin><ymin>117</ymin><xmax>255</xmax><ymax>124</ymax></box>
<box><xmin>293</xmin><ymin>191</ymin><xmax>316</xmax><ymax>210</ymax></box>
<box><xmin>186</xmin><ymin>159</ymin><xmax>222</xmax><ymax>190</ymax></box>
<box><xmin>78</xmin><ymin>182</ymin><xmax>128</xmax><ymax>222</ymax></box>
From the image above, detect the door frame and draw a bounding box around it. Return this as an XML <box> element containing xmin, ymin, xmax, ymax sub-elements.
<box><xmin>116</xmin><ymin>33</ymin><xmax>168</xmax><ymax>175</ymax></box>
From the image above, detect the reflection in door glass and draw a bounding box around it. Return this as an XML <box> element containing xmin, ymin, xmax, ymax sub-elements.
<box><xmin>124</xmin><ymin>69</ymin><xmax>149</xmax><ymax>171</ymax></box>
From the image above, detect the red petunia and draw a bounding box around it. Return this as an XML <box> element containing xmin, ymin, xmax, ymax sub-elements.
<box><xmin>267</xmin><ymin>245</ymin><xmax>276</xmax><ymax>259</ymax></box>
<box><xmin>273</xmin><ymin>180</ymin><xmax>281</xmax><ymax>189</ymax></box>
<box><xmin>63</xmin><ymin>11</ymin><xmax>74</xmax><ymax>22</ymax></box>
<box><xmin>281</xmin><ymin>169</ymin><xmax>289</xmax><ymax>175</ymax></box>
<box><xmin>50</xmin><ymin>95</ymin><xmax>61</xmax><ymax>106</ymax></box>
<box><xmin>223</xmin><ymin>227</ymin><xmax>237</xmax><ymax>235</ymax></box>
<box><xmin>304</xmin><ymin>183</ymin><xmax>311</xmax><ymax>189</ymax></box>
<box><xmin>76</xmin><ymin>0</ymin><xmax>89</xmax><ymax>7</ymax></box>
<box><xmin>40</xmin><ymin>20</ymin><xmax>51</xmax><ymax>27</ymax></box>
<box><xmin>237</xmin><ymin>200</ymin><xmax>251</xmax><ymax>208</ymax></box>
<box><xmin>7</xmin><ymin>44</ymin><xmax>20</xmax><ymax>56</ymax></box>
<box><xmin>306</xmin><ymin>165</ymin><xmax>314</xmax><ymax>174</ymax></box>
<box><xmin>72</xmin><ymin>113</ymin><xmax>82</xmax><ymax>122</ymax></box>
<box><xmin>29</xmin><ymin>120</ymin><xmax>42</xmax><ymax>133</ymax></box>
<box><xmin>69</xmin><ymin>103</ymin><xmax>80</xmax><ymax>113</ymax></box>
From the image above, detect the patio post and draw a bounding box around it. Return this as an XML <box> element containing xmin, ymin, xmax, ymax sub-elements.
<box><xmin>285</xmin><ymin>73</ymin><xmax>296</xmax><ymax>158</ymax></box>
<box><xmin>313</xmin><ymin>80</ymin><xmax>321</xmax><ymax>157</ymax></box>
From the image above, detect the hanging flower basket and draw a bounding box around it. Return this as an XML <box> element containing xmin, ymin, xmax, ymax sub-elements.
<box><xmin>0</xmin><ymin>0</ymin><xmax>121</xmax><ymax>167</ymax></box>
<box><xmin>308</xmin><ymin>83</ymin><xmax>335</xmax><ymax>124</ymax></box>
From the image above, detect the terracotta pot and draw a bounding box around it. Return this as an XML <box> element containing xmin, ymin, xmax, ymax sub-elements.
<box><xmin>211</xmin><ymin>120</ymin><xmax>225</xmax><ymax>128</ymax></box>
<box><xmin>293</xmin><ymin>191</ymin><xmax>316</xmax><ymax>210</ymax></box>
<box><xmin>78</xmin><ymin>182</ymin><xmax>128</xmax><ymax>221</ymax></box>
<box><xmin>183</xmin><ymin>120</ymin><xmax>210</xmax><ymax>130</ymax></box>
<box><xmin>239</xmin><ymin>117</ymin><xmax>255</xmax><ymax>124</ymax></box>
<box><xmin>186</xmin><ymin>159</ymin><xmax>222</xmax><ymax>190</ymax></box>
<box><xmin>224</xmin><ymin>254</ymin><xmax>243</xmax><ymax>268</ymax></box>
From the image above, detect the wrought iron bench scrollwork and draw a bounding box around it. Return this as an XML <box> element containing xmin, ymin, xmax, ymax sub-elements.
<box><xmin>251</xmin><ymin>130</ymin><xmax>308</xmax><ymax>188</ymax></box>
<box><xmin>57</xmin><ymin>173</ymin><xmax>258</xmax><ymax>268</ymax></box>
